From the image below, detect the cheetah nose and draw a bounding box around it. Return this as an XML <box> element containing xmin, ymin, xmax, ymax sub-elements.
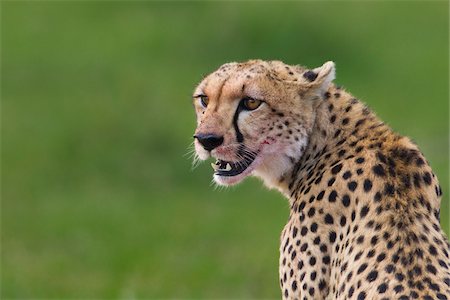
<box><xmin>193</xmin><ymin>133</ymin><xmax>224</xmax><ymax>151</ymax></box>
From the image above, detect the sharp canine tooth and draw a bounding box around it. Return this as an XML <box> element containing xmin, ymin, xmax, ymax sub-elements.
<box><xmin>211</xmin><ymin>162</ymin><xmax>219</xmax><ymax>171</ymax></box>
<box><xmin>225</xmin><ymin>163</ymin><xmax>232</xmax><ymax>171</ymax></box>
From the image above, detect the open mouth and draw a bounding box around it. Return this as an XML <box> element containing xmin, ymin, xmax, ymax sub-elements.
<box><xmin>211</xmin><ymin>156</ymin><xmax>256</xmax><ymax>177</ymax></box>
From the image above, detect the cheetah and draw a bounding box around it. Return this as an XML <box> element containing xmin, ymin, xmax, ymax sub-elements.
<box><xmin>191</xmin><ymin>60</ymin><xmax>450</xmax><ymax>299</ymax></box>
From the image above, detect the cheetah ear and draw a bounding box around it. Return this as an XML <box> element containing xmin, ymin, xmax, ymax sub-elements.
<box><xmin>300</xmin><ymin>61</ymin><xmax>335</xmax><ymax>96</ymax></box>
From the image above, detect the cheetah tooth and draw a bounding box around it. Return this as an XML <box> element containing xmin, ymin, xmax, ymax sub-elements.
<box><xmin>211</xmin><ymin>162</ymin><xmax>219</xmax><ymax>171</ymax></box>
<box><xmin>225</xmin><ymin>163</ymin><xmax>232</xmax><ymax>171</ymax></box>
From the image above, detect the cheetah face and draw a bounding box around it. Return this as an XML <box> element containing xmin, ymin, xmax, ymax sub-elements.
<box><xmin>192</xmin><ymin>60</ymin><xmax>335</xmax><ymax>187</ymax></box>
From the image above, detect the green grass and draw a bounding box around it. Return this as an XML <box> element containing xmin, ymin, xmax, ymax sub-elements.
<box><xmin>2</xmin><ymin>1</ymin><xmax>448</xmax><ymax>298</ymax></box>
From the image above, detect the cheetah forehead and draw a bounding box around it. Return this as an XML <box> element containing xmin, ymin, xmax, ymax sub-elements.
<box><xmin>194</xmin><ymin>60</ymin><xmax>309</xmax><ymax>97</ymax></box>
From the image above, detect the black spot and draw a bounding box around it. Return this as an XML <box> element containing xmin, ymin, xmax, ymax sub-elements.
<box><xmin>343</xmin><ymin>171</ymin><xmax>352</xmax><ymax>180</ymax></box>
<box><xmin>357</xmin><ymin>263</ymin><xmax>368</xmax><ymax>274</ymax></box>
<box><xmin>393</xmin><ymin>285</ymin><xmax>404</xmax><ymax>293</ymax></box>
<box><xmin>325</xmin><ymin>214</ymin><xmax>334</xmax><ymax>224</ymax></box>
<box><xmin>376</xmin><ymin>151</ymin><xmax>387</xmax><ymax>164</ymax></box>
<box><xmin>329</xmin><ymin>231</ymin><xmax>337</xmax><ymax>243</ymax></box>
<box><xmin>328</xmin><ymin>190</ymin><xmax>337</xmax><ymax>202</ymax></box>
<box><xmin>310</xmin><ymin>222</ymin><xmax>318</xmax><ymax>232</ymax></box>
<box><xmin>370</xmin><ymin>236</ymin><xmax>378</xmax><ymax>246</ymax></box>
<box><xmin>438</xmin><ymin>259</ymin><xmax>447</xmax><ymax>268</ymax></box>
<box><xmin>429</xmin><ymin>245</ymin><xmax>437</xmax><ymax>256</ymax></box>
<box><xmin>377</xmin><ymin>253</ymin><xmax>386</xmax><ymax>262</ymax></box>
<box><xmin>331</xmin><ymin>164</ymin><xmax>343</xmax><ymax>174</ymax></box>
<box><xmin>291</xmin><ymin>251</ymin><xmax>297</xmax><ymax>260</ymax></box>
<box><xmin>413</xmin><ymin>173</ymin><xmax>421</xmax><ymax>187</ymax></box>
<box><xmin>374</xmin><ymin>192</ymin><xmax>382</xmax><ymax>202</ymax></box>
<box><xmin>300</xmin><ymin>243</ymin><xmax>308</xmax><ymax>252</ymax></box>
<box><xmin>355</xmin><ymin>157</ymin><xmax>365</xmax><ymax>164</ymax></box>
<box><xmin>300</xmin><ymin>226</ymin><xmax>308</xmax><ymax>236</ymax></box>
<box><xmin>367</xmin><ymin>271</ymin><xmax>378</xmax><ymax>282</ymax></box>
<box><xmin>348</xmin><ymin>181</ymin><xmax>358</xmax><ymax>191</ymax></box>
<box><xmin>342</xmin><ymin>195</ymin><xmax>350</xmax><ymax>207</ymax></box>
<box><xmin>330</xmin><ymin>115</ymin><xmax>336</xmax><ymax>123</ymax></box>
<box><xmin>342</xmin><ymin>118</ymin><xmax>349</xmax><ymax>125</ymax></box>
<box><xmin>360</xmin><ymin>206</ymin><xmax>369</xmax><ymax>218</ymax></box>
<box><xmin>319</xmin><ymin>279</ymin><xmax>326</xmax><ymax>290</ymax></box>
<box><xmin>426</xmin><ymin>264</ymin><xmax>437</xmax><ymax>274</ymax></box>
<box><xmin>303</xmin><ymin>70</ymin><xmax>318</xmax><ymax>82</ymax></box>
<box><xmin>348</xmin><ymin>286</ymin><xmax>354</xmax><ymax>297</ymax></box>
<box><xmin>357</xmin><ymin>291</ymin><xmax>366</xmax><ymax>300</ymax></box>
<box><xmin>317</xmin><ymin>190</ymin><xmax>325</xmax><ymax>200</ymax></box>
<box><xmin>363</xmin><ymin>179</ymin><xmax>372</xmax><ymax>192</ymax></box>
<box><xmin>395</xmin><ymin>273</ymin><xmax>404</xmax><ymax>281</ymax></box>
<box><xmin>328</xmin><ymin>104</ymin><xmax>334</xmax><ymax>112</ymax></box>
<box><xmin>423</xmin><ymin>172</ymin><xmax>432</xmax><ymax>185</ymax></box>
<box><xmin>384</xmin><ymin>184</ymin><xmax>395</xmax><ymax>196</ymax></box>
<box><xmin>340</xmin><ymin>216</ymin><xmax>347</xmax><ymax>226</ymax></box>
<box><xmin>298</xmin><ymin>201</ymin><xmax>306</xmax><ymax>211</ymax></box>
<box><xmin>338</xmin><ymin>149</ymin><xmax>346</xmax><ymax>157</ymax></box>
<box><xmin>292</xmin><ymin>280</ymin><xmax>297</xmax><ymax>291</ymax></box>
<box><xmin>334</xmin><ymin>130</ymin><xmax>341</xmax><ymax>138</ymax></box>
<box><xmin>437</xmin><ymin>294</ymin><xmax>448</xmax><ymax>300</ymax></box>
<box><xmin>328</xmin><ymin>177</ymin><xmax>336</xmax><ymax>186</ymax></box>
<box><xmin>416</xmin><ymin>157</ymin><xmax>425</xmax><ymax>166</ymax></box>
<box><xmin>377</xmin><ymin>283</ymin><xmax>387</xmax><ymax>293</ymax></box>
<box><xmin>373</xmin><ymin>164</ymin><xmax>386</xmax><ymax>177</ymax></box>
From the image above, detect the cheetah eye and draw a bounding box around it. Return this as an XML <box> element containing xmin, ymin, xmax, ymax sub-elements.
<box><xmin>242</xmin><ymin>97</ymin><xmax>262</xmax><ymax>110</ymax></box>
<box><xmin>198</xmin><ymin>95</ymin><xmax>209</xmax><ymax>108</ymax></box>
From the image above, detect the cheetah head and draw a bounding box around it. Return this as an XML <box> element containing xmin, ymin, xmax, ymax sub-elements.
<box><xmin>192</xmin><ymin>60</ymin><xmax>335</xmax><ymax>188</ymax></box>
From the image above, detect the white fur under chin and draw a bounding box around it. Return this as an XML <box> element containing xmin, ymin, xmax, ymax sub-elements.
<box><xmin>253</xmin><ymin>153</ymin><xmax>293</xmax><ymax>191</ymax></box>
<box><xmin>253</xmin><ymin>136</ymin><xmax>308</xmax><ymax>191</ymax></box>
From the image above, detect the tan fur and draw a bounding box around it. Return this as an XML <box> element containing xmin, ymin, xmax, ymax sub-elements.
<box><xmin>192</xmin><ymin>60</ymin><xmax>450</xmax><ymax>299</ymax></box>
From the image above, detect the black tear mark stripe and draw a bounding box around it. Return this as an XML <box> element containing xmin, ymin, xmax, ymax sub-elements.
<box><xmin>233</xmin><ymin>101</ymin><xmax>245</xmax><ymax>143</ymax></box>
<box><xmin>233</xmin><ymin>101</ymin><xmax>244</xmax><ymax>143</ymax></box>
<box><xmin>233</xmin><ymin>102</ymin><xmax>247</xmax><ymax>158</ymax></box>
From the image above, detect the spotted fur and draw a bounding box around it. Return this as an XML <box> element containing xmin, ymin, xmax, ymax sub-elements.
<box><xmin>192</xmin><ymin>60</ymin><xmax>450</xmax><ymax>299</ymax></box>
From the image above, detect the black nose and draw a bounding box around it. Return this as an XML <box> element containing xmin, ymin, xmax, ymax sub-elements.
<box><xmin>194</xmin><ymin>133</ymin><xmax>224</xmax><ymax>151</ymax></box>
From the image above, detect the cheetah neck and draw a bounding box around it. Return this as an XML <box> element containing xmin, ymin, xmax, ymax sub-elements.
<box><xmin>277</xmin><ymin>86</ymin><xmax>381</xmax><ymax>202</ymax></box>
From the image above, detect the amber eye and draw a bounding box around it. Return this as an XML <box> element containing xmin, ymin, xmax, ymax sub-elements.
<box><xmin>242</xmin><ymin>98</ymin><xmax>262</xmax><ymax>110</ymax></box>
<box><xmin>199</xmin><ymin>95</ymin><xmax>209</xmax><ymax>108</ymax></box>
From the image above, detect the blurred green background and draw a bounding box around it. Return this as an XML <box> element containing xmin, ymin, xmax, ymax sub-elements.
<box><xmin>2</xmin><ymin>1</ymin><xmax>448</xmax><ymax>298</ymax></box>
